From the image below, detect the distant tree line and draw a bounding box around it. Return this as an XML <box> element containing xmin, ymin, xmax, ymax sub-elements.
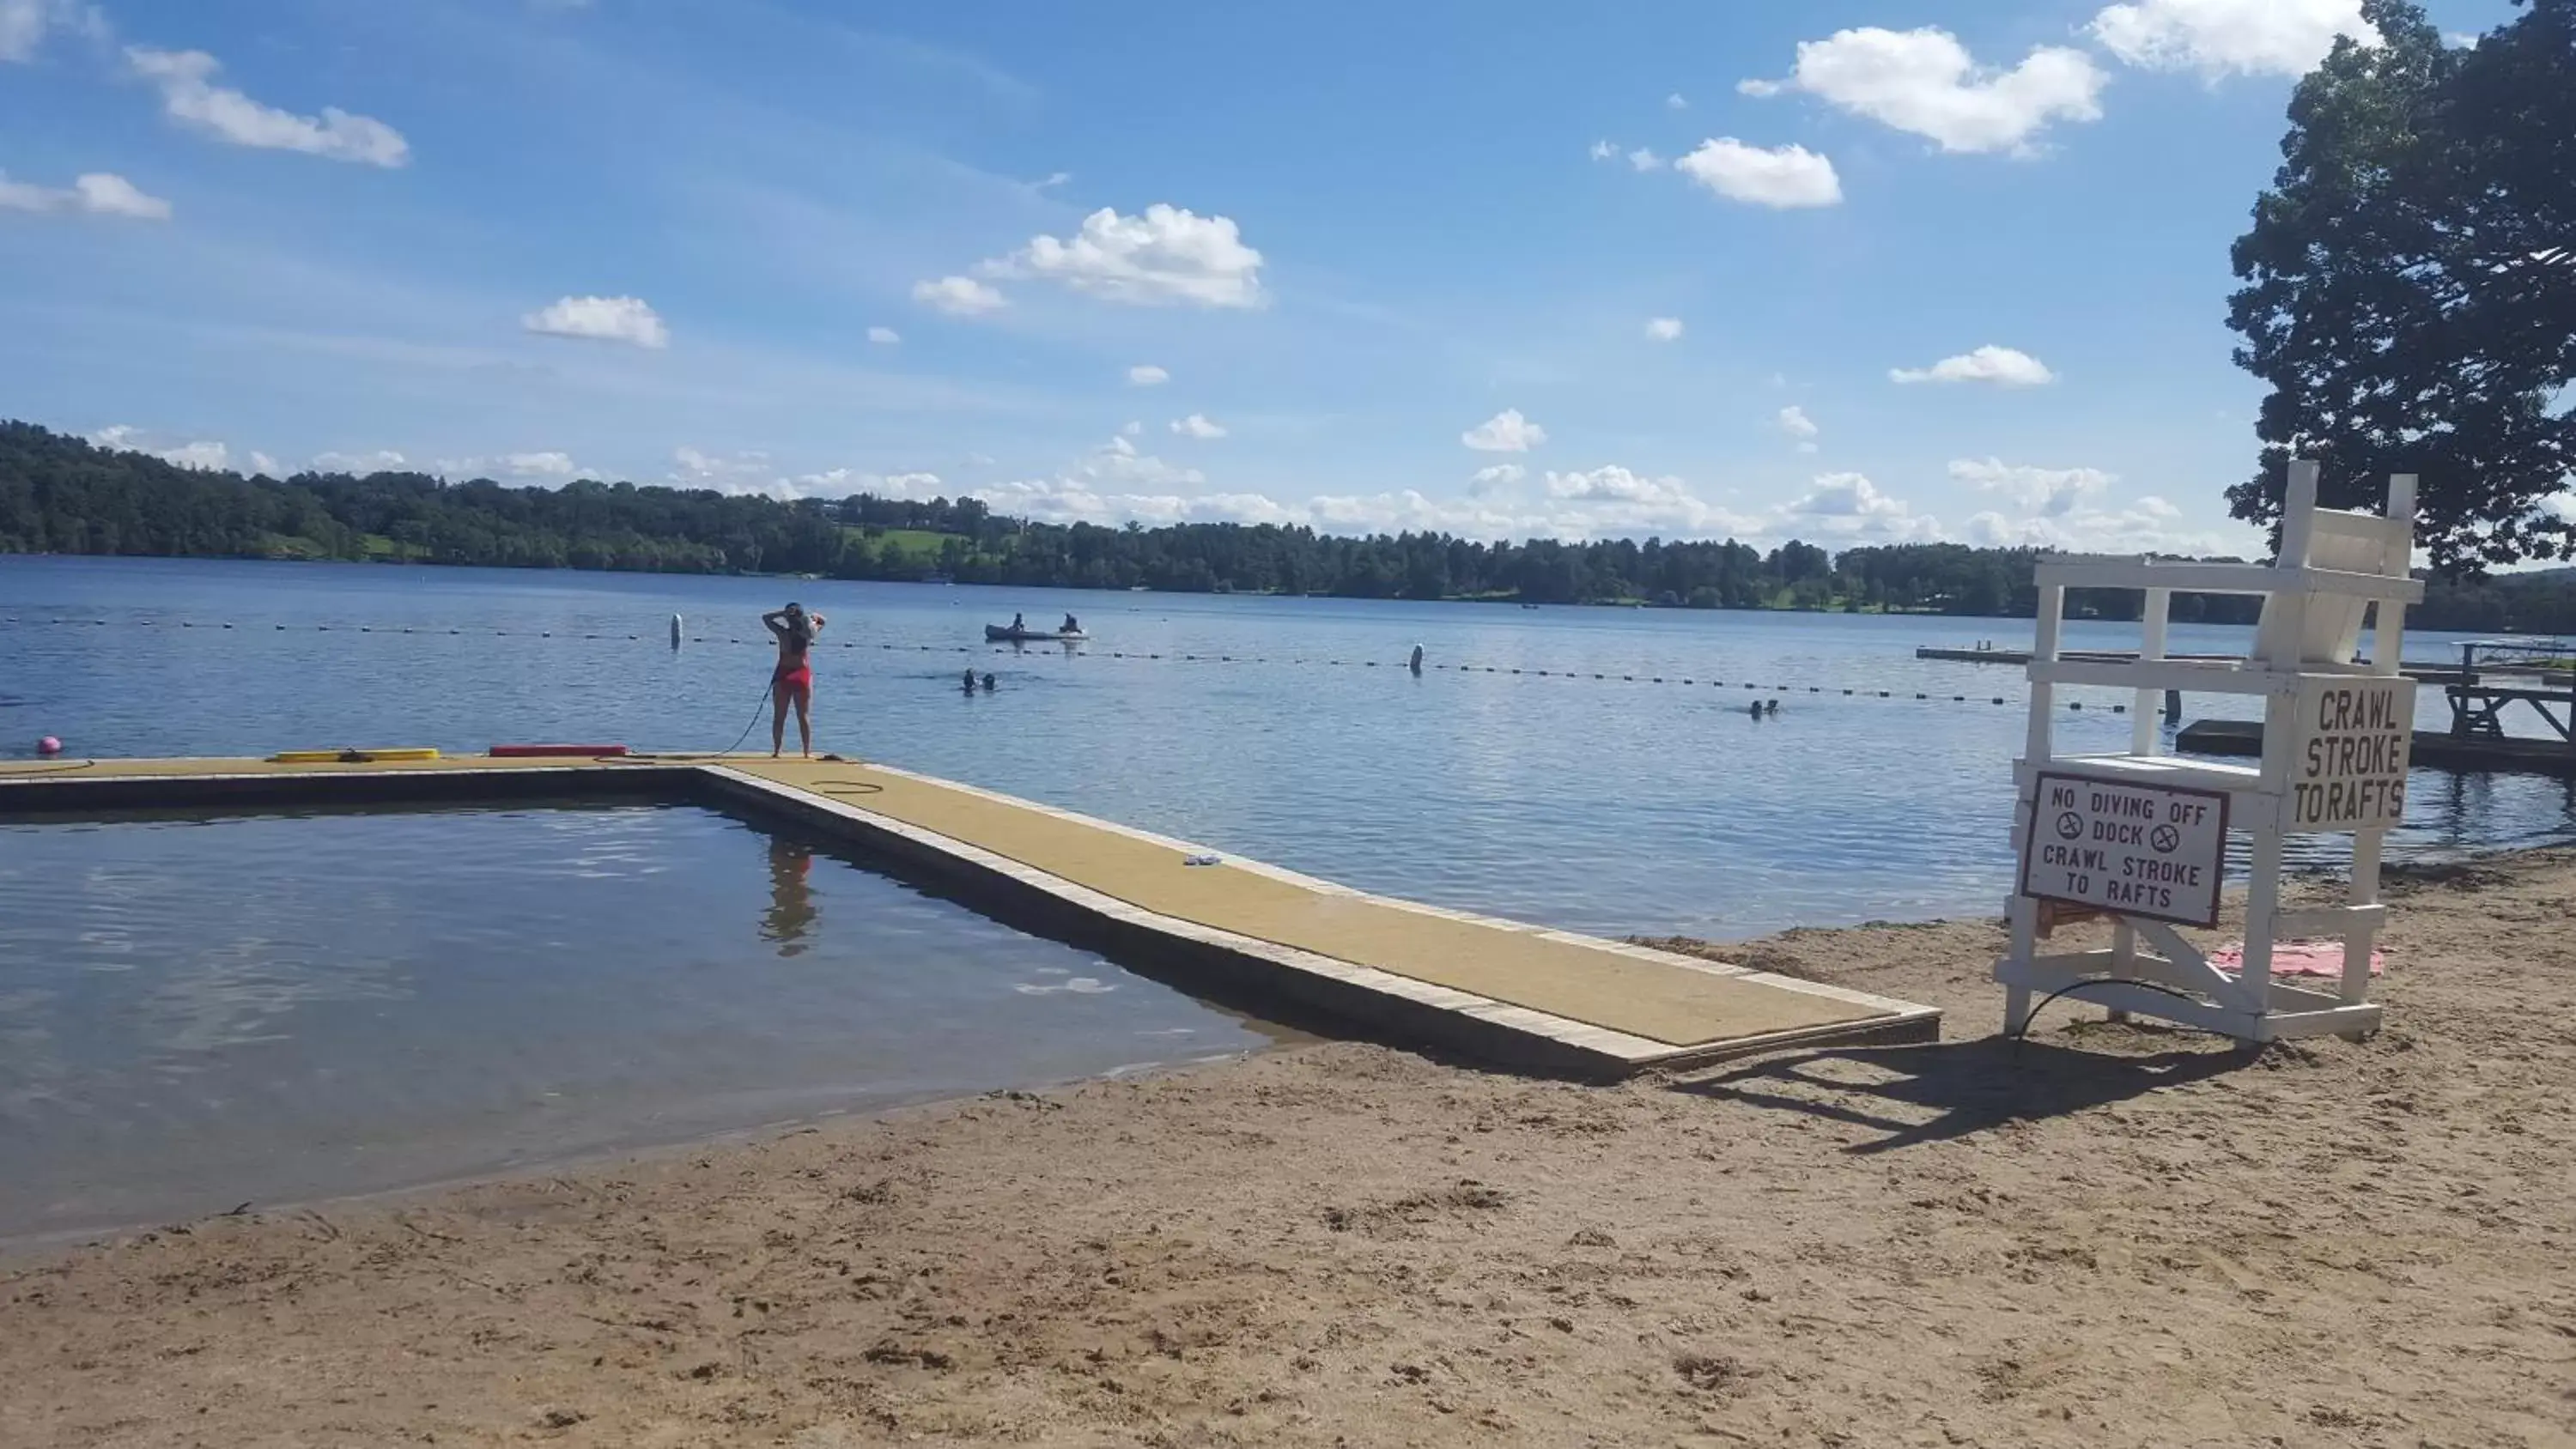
<box><xmin>5</xmin><ymin>420</ymin><xmax>2572</xmax><ymax>629</ymax></box>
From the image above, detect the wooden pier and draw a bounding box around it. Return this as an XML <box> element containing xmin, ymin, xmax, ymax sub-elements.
<box><xmin>0</xmin><ymin>753</ymin><xmax>1938</xmax><ymax>1077</ymax></box>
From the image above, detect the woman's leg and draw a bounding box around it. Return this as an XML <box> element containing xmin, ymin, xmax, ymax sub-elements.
<box><xmin>793</xmin><ymin>679</ymin><xmax>814</xmax><ymax>756</ymax></box>
<box><xmin>770</xmin><ymin>677</ymin><xmax>790</xmax><ymax>756</ymax></box>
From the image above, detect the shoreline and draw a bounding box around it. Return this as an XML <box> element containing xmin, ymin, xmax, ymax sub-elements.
<box><xmin>7</xmin><ymin>846</ymin><xmax>2572</xmax><ymax>1446</ymax></box>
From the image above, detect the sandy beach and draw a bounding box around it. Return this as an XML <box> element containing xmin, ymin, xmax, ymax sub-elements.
<box><xmin>5</xmin><ymin>849</ymin><xmax>2572</xmax><ymax>1448</ymax></box>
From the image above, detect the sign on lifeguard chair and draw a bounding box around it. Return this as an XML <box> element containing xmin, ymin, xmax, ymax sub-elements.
<box><xmin>1996</xmin><ymin>460</ymin><xmax>2420</xmax><ymax>1045</ymax></box>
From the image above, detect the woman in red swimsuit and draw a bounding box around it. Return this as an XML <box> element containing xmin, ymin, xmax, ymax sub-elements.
<box><xmin>762</xmin><ymin>603</ymin><xmax>825</xmax><ymax>757</ymax></box>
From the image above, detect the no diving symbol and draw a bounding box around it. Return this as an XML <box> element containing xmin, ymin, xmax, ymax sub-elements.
<box><xmin>2150</xmin><ymin>823</ymin><xmax>2180</xmax><ymax>853</ymax></box>
<box><xmin>2056</xmin><ymin>811</ymin><xmax>2083</xmax><ymax>841</ymax></box>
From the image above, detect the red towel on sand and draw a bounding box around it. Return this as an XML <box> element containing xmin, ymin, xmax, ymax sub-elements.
<box><xmin>2208</xmin><ymin>940</ymin><xmax>2385</xmax><ymax>977</ymax></box>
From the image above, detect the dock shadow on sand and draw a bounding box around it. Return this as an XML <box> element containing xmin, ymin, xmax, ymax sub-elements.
<box><xmin>1666</xmin><ymin>1028</ymin><xmax>2254</xmax><ymax>1154</ymax></box>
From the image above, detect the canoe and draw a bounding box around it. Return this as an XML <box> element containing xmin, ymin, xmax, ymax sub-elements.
<box><xmin>985</xmin><ymin>625</ymin><xmax>1088</xmax><ymax>642</ymax></box>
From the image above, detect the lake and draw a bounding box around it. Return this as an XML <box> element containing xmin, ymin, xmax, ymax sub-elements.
<box><xmin>5</xmin><ymin>555</ymin><xmax>2572</xmax><ymax>942</ymax></box>
<box><xmin>0</xmin><ymin>801</ymin><xmax>1280</xmax><ymax>1240</ymax></box>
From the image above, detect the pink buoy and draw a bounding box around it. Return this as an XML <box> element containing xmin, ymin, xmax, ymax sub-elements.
<box><xmin>37</xmin><ymin>736</ymin><xmax>64</xmax><ymax>755</ymax></box>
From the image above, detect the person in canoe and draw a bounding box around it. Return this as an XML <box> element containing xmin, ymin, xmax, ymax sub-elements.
<box><xmin>1061</xmin><ymin>613</ymin><xmax>1079</xmax><ymax>634</ymax></box>
<box><xmin>762</xmin><ymin>602</ymin><xmax>825</xmax><ymax>757</ymax></box>
<box><xmin>1011</xmin><ymin>612</ymin><xmax>1025</xmax><ymax>634</ymax></box>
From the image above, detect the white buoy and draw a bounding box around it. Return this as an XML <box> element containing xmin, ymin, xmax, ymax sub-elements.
<box><xmin>670</xmin><ymin>613</ymin><xmax>683</xmax><ymax>647</ymax></box>
<box><xmin>1408</xmin><ymin>644</ymin><xmax>1425</xmax><ymax>676</ymax></box>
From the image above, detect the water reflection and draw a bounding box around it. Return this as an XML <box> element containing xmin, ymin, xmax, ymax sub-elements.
<box><xmin>762</xmin><ymin>838</ymin><xmax>817</xmax><ymax>956</ymax></box>
<box><xmin>0</xmin><ymin>804</ymin><xmax>1276</xmax><ymax>1240</ymax></box>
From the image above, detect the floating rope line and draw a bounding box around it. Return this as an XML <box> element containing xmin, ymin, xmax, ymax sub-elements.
<box><xmin>0</xmin><ymin>616</ymin><xmax>2154</xmax><ymax>712</ymax></box>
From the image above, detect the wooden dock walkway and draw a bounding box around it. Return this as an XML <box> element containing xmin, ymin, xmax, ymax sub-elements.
<box><xmin>0</xmin><ymin>753</ymin><xmax>1938</xmax><ymax>1076</ymax></box>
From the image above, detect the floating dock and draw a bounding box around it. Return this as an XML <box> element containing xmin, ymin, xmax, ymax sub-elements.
<box><xmin>1917</xmin><ymin>644</ymin><xmax>2467</xmax><ymax>682</ymax></box>
<box><xmin>0</xmin><ymin>754</ymin><xmax>1938</xmax><ymax>1077</ymax></box>
<box><xmin>2177</xmin><ymin>718</ymin><xmax>2576</xmax><ymax>778</ymax></box>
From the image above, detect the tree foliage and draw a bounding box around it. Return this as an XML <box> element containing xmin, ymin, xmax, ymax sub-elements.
<box><xmin>15</xmin><ymin>418</ymin><xmax>2574</xmax><ymax>627</ymax></box>
<box><xmin>2</xmin><ymin>419</ymin><xmax>2060</xmax><ymax>614</ymax></box>
<box><xmin>2228</xmin><ymin>0</ymin><xmax>2576</xmax><ymax>576</ymax></box>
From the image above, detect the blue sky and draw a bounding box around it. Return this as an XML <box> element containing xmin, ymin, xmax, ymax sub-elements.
<box><xmin>0</xmin><ymin>0</ymin><xmax>2521</xmax><ymax>554</ymax></box>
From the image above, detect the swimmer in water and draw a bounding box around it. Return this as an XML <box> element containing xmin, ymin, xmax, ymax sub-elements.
<box><xmin>762</xmin><ymin>603</ymin><xmax>825</xmax><ymax>756</ymax></box>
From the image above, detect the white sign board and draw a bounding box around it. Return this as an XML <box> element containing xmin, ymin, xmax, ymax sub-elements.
<box><xmin>2290</xmin><ymin>677</ymin><xmax>2416</xmax><ymax>832</ymax></box>
<box><xmin>2019</xmin><ymin>773</ymin><xmax>2229</xmax><ymax>928</ymax></box>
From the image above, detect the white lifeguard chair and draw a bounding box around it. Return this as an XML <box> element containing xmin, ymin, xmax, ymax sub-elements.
<box><xmin>1998</xmin><ymin>461</ymin><xmax>2421</xmax><ymax>1044</ymax></box>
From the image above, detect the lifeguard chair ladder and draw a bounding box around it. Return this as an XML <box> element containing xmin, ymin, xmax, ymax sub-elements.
<box><xmin>1997</xmin><ymin>462</ymin><xmax>2421</xmax><ymax>1044</ymax></box>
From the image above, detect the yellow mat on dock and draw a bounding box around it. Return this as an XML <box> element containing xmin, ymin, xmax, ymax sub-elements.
<box><xmin>730</xmin><ymin>758</ymin><xmax>1886</xmax><ymax>1047</ymax></box>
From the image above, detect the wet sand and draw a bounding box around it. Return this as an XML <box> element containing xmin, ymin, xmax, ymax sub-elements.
<box><xmin>5</xmin><ymin>849</ymin><xmax>2573</xmax><ymax>1447</ymax></box>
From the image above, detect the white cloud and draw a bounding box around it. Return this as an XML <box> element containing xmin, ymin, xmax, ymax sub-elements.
<box><xmin>311</xmin><ymin>448</ymin><xmax>409</xmax><ymax>473</ymax></box>
<box><xmin>159</xmin><ymin>440</ymin><xmax>229</xmax><ymax>470</ymax></box>
<box><xmin>1127</xmin><ymin>363</ymin><xmax>1170</xmax><ymax>386</ymax></box>
<box><xmin>1965</xmin><ymin>500</ymin><xmax>2258</xmax><ymax>556</ymax></box>
<box><xmin>0</xmin><ymin>169</ymin><xmax>170</xmax><ymax>220</ymax></box>
<box><xmin>866</xmin><ymin>325</ymin><xmax>901</xmax><ymax>344</ymax></box>
<box><xmin>1742</xmin><ymin>27</ymin><xmax>2106</xmax><ymax>155</ymax></box>
<box><xmin>2092</xmin><ymin>0</ymin><xmax>2378</xmax><ymax>79</ymax></box>
<box><xmin>1467</xmin><ymin>463</ymin><xmax>1525</xmax><ymax>494</ymax></box>
<box><xmin>522</xmin><ymin>294</ymin><xmax>670</xmax><ymax>349</ymax></box>
<box><xmin>0</xmin><ymin>0</ymin><xmax>51</xmax><ymax>62</ymax></box>
<box><xmin>1082</xmin><ymin>434</ymin><xmax>1203</xmax><ymax>487</ymax></box>
<box><xmin>249</xmin><ymin>450</ymin><xmax>279</xmax><ymax>476</ymax></box>
<box><xmin>959</xmin><ymin>468</ymin><xmax>1766</xmax><ymax>544</ymax></box>
<box><xmin>1119</xmin><ymin>420</ymin><xmax>1143</xmax><ymax>437</ymax></box>
<box><xmin>982</xmin><ymin>203</ymin><xmax>1264</xmax><ymax>309</ymax></box>
<box><xmin>126</xmin><ymin>47</ymin><xmax>410</xmax><ymax>167</ymax></box>
<box><xmin>781</xmin><ymin>467</ymin><xmax>943</xmax><ymax>500</ymax></box>
<box><xmin>1890</xmin><ymin>344</ymin><xmax>2055</xmax><ymax>386</ymax></box>
<box><xmin>972</xmin><ymin>478</ymin><xmax>1301</xmax><ymax>529</ymax></box>
<box><xmin>1</xmin><ymin>0</ymin><xmax>99</xmax><ymax>64</ymax></box>
<box><xmin>1783</xmin><ymin>472</ymin><xmax>1940</xmax><ymax>540</ymax></box>
<box><xmin>671</xmin><ymin>446</ymin><xmax>769</xmax><ymax>491</ymax></box>
<box><xmin>1627</xmin><ymin>148</ymin><xmax>1664</xmax><ymax>172</ymax></box>
<box><xmin>1169</xmin><ymin>413</ymin><xmax>1227</xmax><ymax>440</ymax></box>
<box><xmin>1461</xmin><ymin>409</ymin><xmax>1546</xmax><ymax>453</ymax></box>
<box><xmin>70</xmin><ymin>172</ymin><xmax>169</xmax><ymax>219</ymax></box>
<box><xmin>1589</xmin><ymin>138</ymin><xmax>1618</xmax><ymax>161</ymax></box>
<box><xmin>911</xmin><ymin>275</ymin><xmax>1006</xmax><ymax>316</ymax></box>
<box><xmin>1777</xmin><ymin>405</ymin><xmax>1820</xmax><ymax>444</ymax></box>
<box><xmin>1545</xmin><ymin>464</ymin><xmax>1692</xmax><ymax>506</ymax></box>
<box><xmin>1665</xmin><ymin>92</ymin><xmax>1689</xmax><ymax>110</ymax></box>
<box><xmin>1645</xmin><ymin>317</ymin><xmax>1685</xmax><ymax>342</ymax></box>
<box><xmin>1948</xmin><ymin>457</ymin><xmax>2112</xmax><ymax>515</ymax></box>
<box><xmin>667</xmin><ymin>448</ymin><xmax>945</xmax><ymax>501</ymax></box>
<box><xmin>88</xmin><ymin>425</ymin><xmax>230</xmax><ymax>471</ymax></box>
<box><xmin>1674</xmin><ymin>138</ymin><xmax>1843</xmax><ymax>209</ymax></box>
<box><xmin>436</xmin><ymin>451</ymin><xmax>590</xmax><ymax>481</ymax></box>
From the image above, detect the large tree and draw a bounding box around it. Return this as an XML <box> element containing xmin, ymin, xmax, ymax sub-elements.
<box><xmin>2227</xmin><ymin>0</ymin><xmax>2575</xmax><ymax>576</ymax></box>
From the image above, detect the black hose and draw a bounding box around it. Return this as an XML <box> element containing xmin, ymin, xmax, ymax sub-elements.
<box><xmin>720</xmin><ymin>677</ymin><xmax>779</xmax><ymax>755</ymax></box>
<box><xmin>2011</xmin><ymin>978</ymin><xmax>2206</xmax><ymax>1043</ymax></box>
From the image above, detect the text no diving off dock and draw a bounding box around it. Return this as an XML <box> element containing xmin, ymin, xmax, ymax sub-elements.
<box><xmin>2019</xmin><ymin>773</ymin><xmax>2229</xmax><ymax>929</ymax></box>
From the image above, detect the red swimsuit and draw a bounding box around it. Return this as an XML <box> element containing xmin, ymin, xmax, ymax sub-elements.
<box><xmin>775</xmin><ymin>634</ymin><xmax>813</xmax><ymax>700</ymax></box>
